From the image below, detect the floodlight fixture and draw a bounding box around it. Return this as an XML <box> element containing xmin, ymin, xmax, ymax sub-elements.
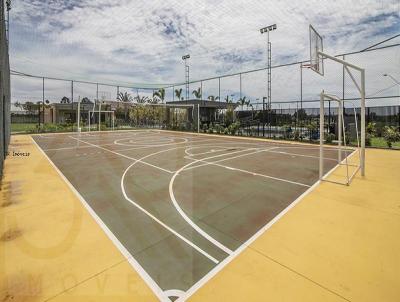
<box><xmin>260</xmin><ymin>24</ymin><xmax>277</xmax><ymax>34</ymax></box>
<box><xmin>6</xmin><ymin>0</ymin><xmax>11</xmax><ymax>10</ymax></box>
<box><xmin>182</xmin><ymin>54</ymin><xmax>190</xmax><ymax>60</ymax></box>
<box><xmin>383</xmin><ymin>73</ymin><xmax>400</xmax><ymax>85</ymax></box>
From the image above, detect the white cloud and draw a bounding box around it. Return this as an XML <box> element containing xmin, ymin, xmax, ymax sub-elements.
<box><xmin>9</xmin><ymin>0</ymin><xmax>400</xmax><ymax>106</ymax></box>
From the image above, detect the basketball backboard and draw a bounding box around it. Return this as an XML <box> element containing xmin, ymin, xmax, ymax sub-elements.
<box><xmin>309</xmin><ymin>25</ymin><xmax>324</xmax><ymax>76</ymax></box>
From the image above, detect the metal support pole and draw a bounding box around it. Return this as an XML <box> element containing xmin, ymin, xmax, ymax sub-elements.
<box><xmin>262</xmin><ymin>97</ymin><xmax>265</xmax><ymax>137</ymax></box>
<box><xmin>172</xmin><ymin>86</ymin><xmax>174</xmax><ymax>101</ymax></box>
<box><xmin>300</xmin><ymin>64</ymin><xmax>303</xmax><ymax>110</ymax></box>
<box><xmin>77</xmin><ymin>96</ymin><xmax>81</xmax><ymax>133</ymax></box>
<box><xmin>360</xmin><ymin>69</ymin><xmax>366</xmax><ymax>176</ymax></box>
<box><xmin>197</xmin><ymin>104</ymin><xmax>200</xmax><ymax>133</ymax></box>
<box><xmin>117</xmin><ymin>86</ymin><xmax>119</xmax><ymax>99</ymax></box>
<box><xmin>338</xmin><ymin>100</ymin><xmax>342</xmax><ymax>163</ymax></box>
<box><xmin>42</xmin><ymin>77</ymin><xmax>45</xmax><ymax>126</ymax></box>
<box><xmin>218</xmin><ymin>77</ymin><xmax>221</xmax><ymax>101</ymax></box>
<box><xmin>71</xmin><ymin>80</ymin><xmax>74</xmax><ymax>109</ymax></box>
<box><xmin>319</xmin><ymin>91</ymin><xmax>324</xmax><ymax>180</ymax></box>
<box><xmin>267</xmin><ymin>31</ymin><xmax>271</xmax><ymax>109</ymax></box>
<box><xmin>239</xmin><ymin>73</ymin><xmax>242</xmax><ymax>99</ymax></box>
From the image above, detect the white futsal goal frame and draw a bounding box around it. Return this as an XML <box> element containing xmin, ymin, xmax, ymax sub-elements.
<box><xmin>310</xmin><ymin>25</ymin><xmax>366</xmax><ymax>184</ymax></box>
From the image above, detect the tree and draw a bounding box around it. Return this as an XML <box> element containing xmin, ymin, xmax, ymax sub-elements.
<box><xmin>61</xmin><ymin>96</ymin><xmax>70</xmax><ymax>104</ymax></box>
<box><xmin>224</xmin><ymin>95</ymin><xmax>233</xmax><ymax>103</ymax></box>
<box><xmin>81</xmin><ymin>97</ymin><xmax>92</xmax><ymax>104</ymax></box>
<box><xmin>383</xmin><ymin>126</ymin><xmax>400</xmax><ymax>148</ymax></box>
<box><xmin>175</xmin><ymin>88</ymin><xmax>183</xmax><ymax>101</ymax></box>
<box><xmin>135</xmin><ymin>95</ymin><xmax>149</xmax><ymax>104</ymax></box>
<box><xmin>153</xmin><ymin>88</ymin><xmax>166</xmax><ymax>104</ymax></box>
<box><xmin>237</xmin><ymin>96</ymin><xmax>247</xmax><ymax>110</ymax></box>
<box><xmin>192</xmin><ymin>87</ymin><xmax>202</xmax><ymax>99</ymax></box>
<box><xmin>248</xmin><ymin>103</ymin><xmax>254</xmax><ymax>119</ymax></box>
<box><xmin>208</xmin><ymin>95</ymin><xmax>219</xmax><ymax>102</ymax></box>
<box><xmin>117</xmin><ymin>92</ymin><xmax>133</xmax><ymax>121</ymax></box>
<box><xmin>14</xmin><ymin>101</ymin><xmax>39</xmax><ymax>114</ymax></box>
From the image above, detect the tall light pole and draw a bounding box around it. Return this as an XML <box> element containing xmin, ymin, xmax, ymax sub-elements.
<box><xmin>182</xmin><ymin>54</ymin><xmax>190</xmax><ymax>100</ymax></box>
<box><xmin>260</xmin><ymin>24</ymin><xmax>277</xmax><ymax>138</ymax></box>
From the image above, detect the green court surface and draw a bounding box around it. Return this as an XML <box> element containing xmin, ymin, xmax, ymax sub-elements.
<box><xmin>32</xmin><ymin>130</ymin><xmax>351</xmax><ymax>301</ymax></box>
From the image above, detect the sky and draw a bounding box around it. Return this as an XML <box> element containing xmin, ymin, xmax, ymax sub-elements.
<box><xmin>9</xmin><ymin>0</ymin><xmax>400</xmax><ymax>108</ymax></box>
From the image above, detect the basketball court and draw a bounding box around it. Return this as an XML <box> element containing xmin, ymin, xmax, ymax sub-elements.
<box><xmin>29</xmin><ymin>130</ymin><xmax>354</xmax><ymax>301</ymax></box>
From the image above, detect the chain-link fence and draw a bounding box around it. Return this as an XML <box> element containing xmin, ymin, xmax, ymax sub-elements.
<box><xmin>1</xmin><ymin>1</ymin><xmax>11</xmax><ymax>177</ymax></box>
<box><xmin>10</xmin><ymin>36</ymin><xmax>400</xmax><ymax>148</ymax></box>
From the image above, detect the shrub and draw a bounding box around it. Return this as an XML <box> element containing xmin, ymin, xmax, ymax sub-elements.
<box><xmin>345</xmin><ymin>131</ymin><xmax>351</xmax><ymax>145</ymax></box>
<box><xmin>366</xmin><ymin>122</ymin><xmax>376</xmax><ymax>136</ymax></box>
<box><xmin>215</xmin><ymin>124</ymin><xmax>223</xmax><ymax>134</ymax></box>
<box><xmin>325</xmin><ymin>133</ymin><xmax>335</xmax><ymax>144</ymax></box>
<box><xmin>294</xmin><ymin>130</ymin><xmax>300</xmax><ymax>141</ymax></box>
<box><xmin>223</xmin><ymin>127</ymin><xmax>229</xmax><ymax>135</ymax></box>
<box><xmin>228</xmin><ymin>122</ymin><xmax>240</xmax><ymax>135</ymax></box>
<box><xmin>202</xmin><ymin>123</ymin><xmax>208</xmax><ymax>133</ymax></box>
<box><xmin>365</xmin><ymin>133</ymin><xmax>372</xmax><ymax>146</ymax></box>
<box><xmin>207</xmin><ymin>127</ymin><xmax>213</xmax><ymax>134</ymax></box>
<box><xmin>383</xmin><ymin>126</ymin><xmax>400</xmax><ymax>148</ymax></box>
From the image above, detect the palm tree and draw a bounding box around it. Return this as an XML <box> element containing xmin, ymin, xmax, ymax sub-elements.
<box><xmin>61</xmin><ymin>96</ymin><xmax>70</xmax><ymax>104</ymax></box>
<box><xmin>135</xmin><ymin>95</ymin><xmax>149</xmax><ymax>104</ymax></box>
<box><xmin>208</xmin><ymin>95</ymin><xmax>219</xmax><ymax>102</ymax></box>
<box><xmin>175</xmin><ymin>88</ymin><xmax>184</xmax><ymax>101</ymax></box>
<box><xmin>81</xmin><ymin>97</ymin><xmax>92</xmax><ymax>104</ymax></box>
<box><xmin>117</xmin><ymin>92</ymin><xmax>134</xmax><ymax>120</ymax></box>
<box><xmin>153</xmin><ymin>88</ymin><xmax>166</xmax><ymax>104</ymax></box>
<box><xmin>224</xmin><ymin>95</ymin><xmax>233</xmax><ymax>104</ymax></box>
<box><xmin>245</xmin><ymin>99</ymin><xmax>250</xmax><ymax>109</ymax></box>
<box><xmin>237</xmin><ymin>96</ymin><xmax>247</xmax><ymax>110</ymax></box>
<box><xmin>248</xmin><ymin>103</ymin><xmax>254</xmax><ymax>119</ymax></box>
<box><xmin>192</xmin><ymin>87</ymin><xmax>202</xmax><ymax>99</ymax></box>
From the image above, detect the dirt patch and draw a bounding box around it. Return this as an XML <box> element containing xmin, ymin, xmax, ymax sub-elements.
<box><xmin>1</xmin><ymin>201</ymin><xmax>13</xmax><ymax>207</ymax></box>
<box><xmin>1</xmin><ymin>229</ymin><xmax>22</xmax><ymax>242</ymax></box>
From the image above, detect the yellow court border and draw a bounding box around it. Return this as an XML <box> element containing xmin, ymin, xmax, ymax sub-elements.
<box><xmin>1</xmin><ymin>132</ymin><xmax>399</xmax><ymax>302</ymax></box>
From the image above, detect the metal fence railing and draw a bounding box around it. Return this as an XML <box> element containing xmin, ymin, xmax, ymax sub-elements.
<box><xmin>1</xmin><ymin>0</ymin><xmax>11</xmax><ymax>177</ymax></box>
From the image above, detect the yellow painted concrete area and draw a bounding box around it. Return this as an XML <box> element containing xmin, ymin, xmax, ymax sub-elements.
<box><xmin>0</xmin><ymin>135</ymin><xmax>157</xmax><ymax>302</ymax></box>
<box><xmin>189</xmin><ymin>148</ymin><xmax>400</xmax><ymax>302</ymax></box>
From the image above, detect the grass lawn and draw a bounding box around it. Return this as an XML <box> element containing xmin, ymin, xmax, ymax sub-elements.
<box><xmin>11</xmin><ymin>123</ymin><xmax>37</xmax><ymax>133</ymax></box>
<box><xmin>370</xmin><ymin>137</ymin><xmax>400</xmax><ymax>149</ymax></box>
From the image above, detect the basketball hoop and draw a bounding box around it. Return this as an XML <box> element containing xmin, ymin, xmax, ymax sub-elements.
<box><xmin>301</xmin><ymin>63</ymin><xmax>313</xmax><ymax>69</ymax></box>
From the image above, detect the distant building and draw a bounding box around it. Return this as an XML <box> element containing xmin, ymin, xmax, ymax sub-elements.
<box><xmin>166</xmin><ymin>99</ymin><xmax>236</xmax><ymax>124</ymax></box>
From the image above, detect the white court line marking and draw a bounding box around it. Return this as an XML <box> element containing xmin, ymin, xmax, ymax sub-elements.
<box><xmin>188</xmin><ymin>158</ymin><xmax>311</xmax><ymax>188</ymax></box>
<box><xmin>184</xmin><ymin>147</ymin><xmax>227</xmax><ymax>157</ymax></box>
<box><xmin>268</xmin><ymin>150</ymin><xmax>338</xmax><ymax>161</ymax></box>
<box><xmin>111</xmin><ymin>137</ymin><xmax>217</xmax><ymax>152</ymax></box>
<box><xmin>169</xmin><ymin>148</ymin><xmax>264</xmax><ymax>255</ymax></box>
<box><xmin>121</xmin><ymin>147</ymin><xmax>220</xmax><ymax>264</ymax></box>
<box><xmin>30</xmin><ymin>137</ymin><xmax>168</xmax><ymax>302</ymax></box>
<box><xmin>176</xmin><ymin>148</ymin><xmax>359</xmax><ymax>302</ymax></box>
<box><xmin>183</xmin><ymin>148</ymin><xmax>274</xmax><ymax>171</ymax></box>
<box><xmin>69</xmin><ymin>136</ymin><xmax>174</xmax><ymax>174</ymax></box>
<box><xmin>42</xmin><ymin>142</ymin><xmax>117</xmax><ymax>152</ymax></box>
<box><xmin>112</xmin><ymin>138</ymin><xmax>221</xmax><ymax>152</ymax></box>
<box><xmin>114</xmin><ymin>136</ymin><xmax>187</xmax><ymax>146</ymax></box>
<box><xmin>163</xmin><ymin>289</ymin><xmax>185</xmax><ymax>300</ymax></box>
